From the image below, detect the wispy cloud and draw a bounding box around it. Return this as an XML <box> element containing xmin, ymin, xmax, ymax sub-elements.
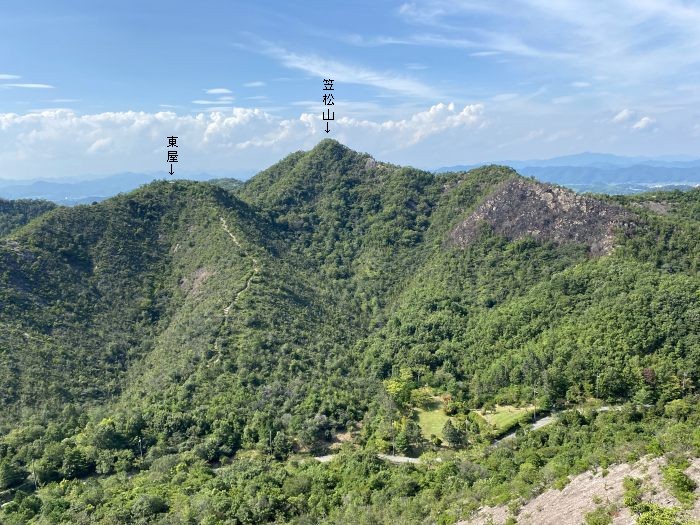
<box><xmin>196</xmin><ymin>106</ymin><xmax>234</xmax><ymax>112</ymax></box>
<box><xmin>258</xmin><ymin>42</ymin><xmax>439</xmax><ymax>98</ymax></box>
<box><xmin>339</xmin><ymin>34</ymin><xmax>415</xmax><ymax>47</ymax></box>
<box><xmin>193</xmin><ymin>95</ymin><xmax>235</xmax><ymax>105</ymax></box>
<box><xmin>0</xmin><ymin>74</ymin><xmax>21</xmax><ymax>80</ymax></box>
<box><xmin>632</xmin><ymin>116</ymin><xmax>656</xmax><ymax>131</ymax></box>
<box><xmin>413</xmin><ymin>33</ymin><xmax>573</xmax><ymax>59</ymax></box>
<box><xmin>205</xmin><ymin>88</ymin><xmax>232</xmax><ymax>94</ymax></box>
<box><xmin>244</xmin><ymin>81</ymin><xmax>266</xmax><ymax>87</ymax></box>
<box><xmin>611</xmin><ymin>109</ymin><xmax>656</xmax><ymax>131</ymax></box>
<box><xmin>396</xmin><ymin>0</ymin><xmax>700</xmax><ymax>83</ymax></box>
<box><xmin>2</xmin><ymin>83</ymin><xmax>54</xmax><ymax>89</ymax></box>
<box><xmin>613</xmin><ymin>109</ymin><xmax>634</xmax><ymax>123</ymax></box>
<box><xmin>339</xmin><ymin>31</ymin><xmax>570</xmax><ymax>60</ymax></box>
<box><xmin>491</xmin><ymin>93</ymin><xmax>519</xmax><ymax>102</ymax></box>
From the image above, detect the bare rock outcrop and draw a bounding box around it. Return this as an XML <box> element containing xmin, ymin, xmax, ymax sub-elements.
<box><xmin>449</xmin><ymin>178</ymin><xmax>633</xmax><ymax>255</ymax></box>
<box><xmin>460</xmin><ymin>456</ymin><xmax>700</xmax><ymax>525</ymax></box>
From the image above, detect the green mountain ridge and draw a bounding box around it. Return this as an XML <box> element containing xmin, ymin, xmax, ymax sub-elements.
<box><xmin>0</xmin><ymin>139</ymin><xmax>698</xmax><ymax>524</ymax></box>
<box><xmin>0</xmin><ymin>198</ymin><xmax>57</xmax><ymax>238</ymax></box>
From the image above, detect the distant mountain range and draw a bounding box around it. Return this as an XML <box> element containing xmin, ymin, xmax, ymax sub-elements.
<box><xmin>0</xmin><ymin>171</ymin><xmax>250</xmax><ymax>204</ymax></box>
<box><xmin>1</xmin><ymin>152</ymin><xmax>698</xmax><ymax>205</ymax></box>
<box><xmin>437</xmin><ymin>152</ymin><xmax>700</xmax><ymax>194</ymax></box>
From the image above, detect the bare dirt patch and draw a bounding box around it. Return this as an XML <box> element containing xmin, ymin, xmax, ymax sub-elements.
<box><xmin>460</xmin><ymin>456</ymin><xmax>700</xmax><ymax>525</ymax></box>
<box><xmin>449</xmin><ymin>178</ymin><xmax>633</xmax><ymax>255</ymax></box>
<box><xmin>179</xmin><ymin>267</ymin><xmax>213</xmax><ymax>296</ymax></box>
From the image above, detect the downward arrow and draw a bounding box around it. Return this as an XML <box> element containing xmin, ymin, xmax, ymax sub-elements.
<box><xmin>169</xmin><ymin>163</ymin><xmax>174</xmax><ymax>175</ymax></box>
<box><xmin>325</xmin><ymin>122</ymin><xmax>330</xmax><ymax>133</ymax></box>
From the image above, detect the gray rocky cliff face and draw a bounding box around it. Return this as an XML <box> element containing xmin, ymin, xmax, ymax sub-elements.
<box><xmin>449</xmin><ymin>178</ymin><xmax>634</xmax><ymax>255</ymax></box>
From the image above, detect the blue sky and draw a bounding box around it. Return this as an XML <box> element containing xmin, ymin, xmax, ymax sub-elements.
<box><xmin>2</xmin><ymin>0</ymin><xmax>700</xmax><ymax>180</ymax></box>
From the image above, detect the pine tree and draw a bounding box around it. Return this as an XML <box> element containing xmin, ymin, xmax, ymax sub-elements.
<box><xmin>442</xmin><ymin>419</ymin><xmax>463</xmax><ymax>448</ymax></box>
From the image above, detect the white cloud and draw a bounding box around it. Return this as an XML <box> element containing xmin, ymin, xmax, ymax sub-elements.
<box><xmin>0</xmin><ymin>103</ymin><xmax>484</xmax><ymax>178</ymax></box>
<box><xmin>192</xmin><ymin>100</ymin><xmax>221</xmax><ymax>105</ymax></box>
<box><xmin>335</xmin><ymin>102</ymin><xmax>483</xmax><ymax>145</ymax></box>
<box><xmin>205</xmin><ymin>88</ymin><xmax>232</xmax><ymax>94</ymax></box>
<box><xmin>612</xmin><ymin>109</ymin><xmax>635</xmax><ymax>123</ymax></box>
<box><xmin>571</xmin><ymin>81</ymin><xmax>591</xmax><ymax>88</ymax></box>
<box><xmin>2</xmin><ymin>83</ymin><xmax>54</xmax><ymax>89</ymax></box>
<box><xmin>259</xmin><ymin>43</ymin><xmax>438</xmax><ymax>98</ymax></box>
<box><xmin>87</xmin><ymin>137</ymin><xmax>112</xmax><ymax>154</ymax></box>
<box><xmin>0</xmin><ymin>74</ymin><xmax>21</xmax><ymax>80</ymax></box>
<box><xmin>244</xmin><ymin>81</ymin><xmax>266</xmax><ymax>87</ymax></box>
<box><xmin>632</xmin><ymin>116</ymin><xmax>655</xmax><ymax>130</ymax></box>
<box><xmin>611</xmin><ymin>109</ymin><xmax>657</xmax><ymax>130</ymax></box>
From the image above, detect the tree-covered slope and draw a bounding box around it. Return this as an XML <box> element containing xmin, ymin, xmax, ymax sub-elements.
<box><xmin>0</xmin><ymin>140</ymin><xmax>698</xmax><ymax>524</ymax></box>
<box><xmin>1</xmin><ymin>182</ymin><xmax>244</xmax><ymax>427</ymax></box>
<box><xmin>0</xmin><ymin>198</ymin><xmax>56</xmax><ymax>237</ymax></box>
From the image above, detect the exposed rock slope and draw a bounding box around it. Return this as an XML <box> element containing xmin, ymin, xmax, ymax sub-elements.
<box><xmin>449</xmin><ymin>178</ymin><xmax>633</xmax><ymax>255</ymax></box>
<box><xmin>462</xmin><ymin>456</ymin><xmax>700</xmax><ymax>525</ymax></box>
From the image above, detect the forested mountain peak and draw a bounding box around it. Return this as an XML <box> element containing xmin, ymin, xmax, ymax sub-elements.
<box><xmin>239</xmin><ymin>138</ymin><xmax>387</xmax><ymax>211</ymax></box>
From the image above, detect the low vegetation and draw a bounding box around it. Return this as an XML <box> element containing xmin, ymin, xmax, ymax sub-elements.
<box><xmin>477</xmin><ymin>405</ymin><xmax>535</xmax><ymax>434</ymax></box>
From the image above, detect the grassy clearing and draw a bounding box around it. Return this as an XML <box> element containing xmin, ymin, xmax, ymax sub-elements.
<box><xmin>415</xmin><ymin>399</ymin><xmax>450</xmax><ymax>439</ymax></box>
<box><xmin>477</xmin><ymin>404</ymin><xmax>535</xmax><ymax>433</ymax></box>
<box><xmin>416</xmin><ymin>402</ymin><xmax>536</xmax><ymax>440</ymax></box>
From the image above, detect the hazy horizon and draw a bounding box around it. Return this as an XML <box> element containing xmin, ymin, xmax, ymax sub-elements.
<box><xmin>1</xmin><ymin>147</ymin><xmax>700</xmax><ymax>185</ymax></box>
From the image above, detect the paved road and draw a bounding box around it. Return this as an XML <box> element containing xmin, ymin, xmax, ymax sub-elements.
<box><xmin>495</xmin><ymin>405</ymin><xmax>623</xmax><ymax>444</ymax></box>
<box><xmin>377</xmin><ymin>454</ymin><xmax>422</xmax><ymax>464</ymax></box>
<box><xmin>494</xmin><ymin>412</ymin><xmax>557</xmax><ymax>444</ymax></box>
<box><xmin>531</xmin><ymin>414</ymin><xmax>556</xmax><ymax>430</ymax></box>
<box><xmin>315</xmin><ymin>405</ymin><xmax>626</xmax><ymax>461</ymax></box>
<box><xmin>314</xmin><ymin>453</ymin><xmax>425</xmax><ymax>465</ymax></box>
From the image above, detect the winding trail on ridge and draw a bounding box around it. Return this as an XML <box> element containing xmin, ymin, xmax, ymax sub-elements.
<box><xmin>220</xmin><ymin>217</ymin><xmax>260</xmax><ymax>319</ymax></box>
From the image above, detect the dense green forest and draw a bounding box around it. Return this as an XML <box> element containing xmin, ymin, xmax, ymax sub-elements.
<box><xmin>0</xmin><ymin>140</ymin><xmax>698</xmax><ymax>523</ymax></box>
<box><xmin>0</xmin><ymin>199</ymin><xmax>56</xmax><ymax>237</ymax></box>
